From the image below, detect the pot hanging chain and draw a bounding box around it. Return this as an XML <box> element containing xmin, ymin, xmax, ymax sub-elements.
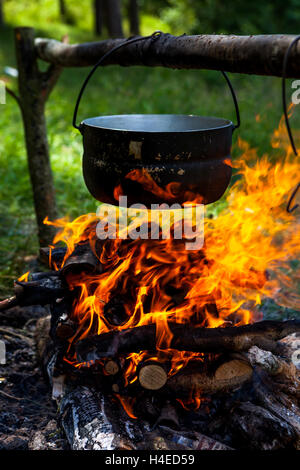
<box><xmin>282</xmin><ymin>35</ymin><xmax>300</xmax><ymax>213</ymax></box>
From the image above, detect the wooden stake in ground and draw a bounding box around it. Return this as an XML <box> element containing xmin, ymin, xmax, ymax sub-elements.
<box><xmin>14</xmin><ymin>27</ymin><xmax>61</xmax><ymax>246</ymax></box>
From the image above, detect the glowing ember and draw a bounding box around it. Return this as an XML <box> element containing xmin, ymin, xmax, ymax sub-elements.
<box><xmin>42</xmin><ymin>116</ymin><xmax>299</xmax><ymax>412</ymax></box>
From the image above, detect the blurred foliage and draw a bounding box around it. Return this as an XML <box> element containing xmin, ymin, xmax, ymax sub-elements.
<box><xmin>142</xmin><ymin>0</ymin><xmax>300</xmax><ymax>35</ymax></box>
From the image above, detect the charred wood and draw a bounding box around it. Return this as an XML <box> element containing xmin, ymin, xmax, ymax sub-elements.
<box><xmin>0</xmin><ymin>274</ymin><xmax>67</xmax><ymax>311</ymax></box>
<box><xmin>75</xmin><ymin>320</ymin><xmax>300</xmax><ymax>361</ymax></box>
<box><xmin>59</xmin><ymin>243</ymin><xmax>101</xmax><ymax>278</ymax></box>
<box><xmin>227</xmin><ymin>401</ymin><xmax>297</xmax><ymax>450</ymax></box>
<box><xmin>59</xmin><ymin>386</ymin><xmax>144</xmax><ymax>449</ymax></box>
<box><xmin>40</xmin><ymin>246</ymin><xmax>67</xmax><ymax>267</ymax></box>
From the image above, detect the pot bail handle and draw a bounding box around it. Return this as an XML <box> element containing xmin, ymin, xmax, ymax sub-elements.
<box><xmin>72</xmin><ymin>31</ymin><xmax>163</xmax><ymax>130</ymax></box>
<box><xmin>221</xmin><ymin>71</ymin><xmax>240</xmax><ymax>130</ymax></box>
<box><xmin>281</xmin><ymin>34</ymin><xmax>300</xmax><ymax>213</ymax></box>
<box><xmin>72</xmin><ymin>31</ymin><xmax>241</xmax><ymax>131</ymax></box>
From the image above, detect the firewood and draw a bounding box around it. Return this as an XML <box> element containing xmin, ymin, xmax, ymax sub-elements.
<box><xmin>165</xmin><ymin>359</ymin><xmax>253</xmax><ymax>396</ymax></box>
<box><xmin>34</xmin><ymin>315</ymin><xmax>54</xmax><ymax>374</ymax></box>
<box><xmin>60</xmin><ymin>243</ymin><xmax>101</xmax><ymax>278</ymax></box>
<box><xmin>0</xmin><ymin>296</ymin><xmax>18</xmax><ymax>312</ymax></box>
<box><xmin>76</xmin><ymin>320</ymin><xmax>300</xmax><ymax>361</ymax></box>
<box><xmin>155</xmin><ymin>401</ymin><xmax>179</xmax><ymax>428</ymax></box>
<box><xmin>254</xmin><ymin>378</ymin><xmax>300</xmax><ymax>443</ymax></box>
<box><xmin>103</xmin><ymin>295</ymin><xmax>130</xmax><ymax>326</ymax></box>
<box><xmin>156</xmin><ymin>426</ymin><xmax>233</xmax><ymax>450</ymax></box>
<box><xmin>248</xmin><ymin>345</ymin><xmax>298</xmax><ymax>382</ymax></box>
<box><xmin>57</xmin><ymin>385</ymin><xmax>206</xmax><ymax>450</ymax></box>
<box><xmin>0</xmin><ymin>275</ymin><xmax>67</xmax><ymax>311</ymax></box>
<box><xmin>40</xmin><ymin>246</ymin><xmax>66</xmax><ymax>267</ymax></box>
<box><xmin>104</xmin><ymin>359</ymin><xmax>120</xmax><ymax>376</ymax></box>
<box><xmin>138</xmin><ymin>363</ymin><xmax>168</xmax><ymax>391</ymax></box>
<box><xmin>55</xmin><ymin>320</ymin><xmax>76</xmax><ymax>340</ymax></box>
<box><xmin>226</xmin><ymin>401</ymin><xmax>297</xmax><ymax>450</ymax></box>
<box><xmin>58</xmin><ymin>386</ymin><xmax>146</xmax><ymax>450</ymax></box>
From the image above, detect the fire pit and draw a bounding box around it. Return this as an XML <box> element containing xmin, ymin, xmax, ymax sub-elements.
<box><xmin>1</xmin><ymin>32</ymin><xmax>300</xmax><ymax>449</ymax></box>
<box><xmin>1</xmin><ymin>117</ymin><xmax>299</xmax><ymax>450</ymax></box>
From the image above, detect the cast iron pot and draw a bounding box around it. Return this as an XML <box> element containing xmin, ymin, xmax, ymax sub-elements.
<box><xmin>73</xmin><ymin>33</ymin><xmax>240</xmax><ymax>207</ymax></box>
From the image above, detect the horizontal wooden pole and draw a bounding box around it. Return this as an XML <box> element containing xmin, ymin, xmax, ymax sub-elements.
<box><xmin>34</xmin><ymin>33</ymin><xmax>300</xmax><ymax>78</ymax></box>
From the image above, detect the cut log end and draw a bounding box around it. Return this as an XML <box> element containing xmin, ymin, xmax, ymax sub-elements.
<box><xmin>215</xmin><ymin>359</ymin><xmax>253</xmax><ymax>382</ymax></box>
<box><xmin>104</xmin><ymin>360</ymin><xmax>120</xmax><ymax>376</ymax></box>
<box><xmin>139</xmin><ymin>364</ymin><xmax>168</xmax><ymax>391</ymax></box>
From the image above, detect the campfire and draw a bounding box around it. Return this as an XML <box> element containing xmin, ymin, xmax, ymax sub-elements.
<box><xmin>1</xmin><ymin>115</ymin><xmax>300</xmax><ymax>450</ymax></box>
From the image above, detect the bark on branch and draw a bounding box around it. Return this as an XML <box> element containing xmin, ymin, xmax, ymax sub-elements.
<box><xmin>76</xmin><ymin>320</ymin><xmax>300</xmax><ymax>361</ymax></box>
<box><xmin>35</xmin><ymin>33</ymin><xmax>300</xmax><ymax>78</ymax></box>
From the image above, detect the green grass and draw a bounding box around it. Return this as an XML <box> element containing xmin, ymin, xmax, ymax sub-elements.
<box><xmin>0</xmin><ymin>3</ymin><xmax>299</xmax><ymax>315</ymax></box>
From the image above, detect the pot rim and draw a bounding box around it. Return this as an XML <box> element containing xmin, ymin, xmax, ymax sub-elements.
<box><xmin>81</xmin><ymin>114</ymin><xmax>233</xmax><ymax>134</ymax></box>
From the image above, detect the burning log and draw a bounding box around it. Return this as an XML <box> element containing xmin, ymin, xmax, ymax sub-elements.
<box><xmin>57</xmin><ymin>385</ymin><xmax>234</xmax><ymax>450</ymax></box>
<box><xmin>55</xmin><ymin>319</ymin><xmax>76</xmax><ymax>340</ymax></box>
<box><xmin>165</xmin><ymin>359</ymin><xmax>253</xmax><ymax>396</ymax></box>
<box><xmin>138</xmin><ymin>363</ymin><xmax>168</xmax><ymax>391</ymax></box>
<box><xmin>76</xmin><ymin>320</ymin><xmax>300</xmax><ymax>361</ymax></box>
<box><xmin>104</xmin><ymin>359</ymin><xmax>120</xmax><ymax>376</ymax></box>
<box><xmin>58</xmin><ymin>385</ymin><xmax>196</xmax><ymax>450</ymax></box>
<box><xmin>103</xmin><ymin>295</ymin><xmax>130</xmax><ymax>326</ymax></box>
<box><xmin>40</xmin><ymin>246</ymin><xmax>67</xmax><ymax>267</ymax></box>
<box><xmin>40</xmin><ymin>243</ymin><xmax>101</xmax><ymax>276</ymax></box>
<box><xmin>0</xmin><ymin>273</ymin><xmax>67</xmax><ymax>312</ymax></box>
<box><xmin>33</xmin><ymin>305</ymin><xmax>300</xmax><ymax>450</ymax></box>
<box><xmin>59</xmin><ymin>243</ymin><xmax>101</xmax><ymax>278</ymax></box>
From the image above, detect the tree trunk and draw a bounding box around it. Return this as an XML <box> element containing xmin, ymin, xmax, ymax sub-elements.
<box><xmin>93</xmin><ymin>0</ymin><xmax>103</xmax><ymax>36</ymax></box>
<box><xmin>14</xmin><ymin>27</ymin><xmax>60</xmax><ymax>246</ymax></box>
<box><xmin>59</xmin><ymin>0</ymin><xmax>66</xmax><ymax>17</ymax></box>
<box><xmin>0</xmin><ymin>0</ymin><xmax>4</xmax><ymax>27</ymax></box>
<box><xmin>105</xmin><ymin>0</ymin><xmax>124</xmax><ymax>38</ymax></box>
<box><xmin>127</xmin><ymin>0</ymin><xmax>140</xmax><ymax>36</ymax></box>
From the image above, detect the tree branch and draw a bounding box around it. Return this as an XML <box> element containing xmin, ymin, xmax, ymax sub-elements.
<box><xmin>40</xmin><ymin>63</ymin><xmax>63</xmax><ymax>102</ymax></box>
<box><xmin>5</xmin><ymin>85</ymin><xmax>22</xmax><ymax>109</ymax></box>
<box><xmin>35</xmin><ymin>33</ymin><xmax>300</xmax><ymax>78</ymax></box>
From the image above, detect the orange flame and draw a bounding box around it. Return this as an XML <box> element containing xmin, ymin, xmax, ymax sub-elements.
<box><xmin>18</xmin><ymin>271</ymin><xmax>30</xmax><ymax>282</ymax></box>
<box><xmin>44</xmin><ymin>116</ymin><xmax>300</xmax><ymax>411</ymax></box>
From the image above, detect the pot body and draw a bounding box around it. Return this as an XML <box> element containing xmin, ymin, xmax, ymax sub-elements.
<box><xmin>80</xmin><ymin>114</ymin><xmax>234</xmax><ymax>207</ymax></box>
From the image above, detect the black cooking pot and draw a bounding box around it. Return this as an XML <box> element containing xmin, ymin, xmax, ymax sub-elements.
<box><xmin>73</xmin><ymin>33</ymin><xmax>240</xmax><ymax>207</ymax></box>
